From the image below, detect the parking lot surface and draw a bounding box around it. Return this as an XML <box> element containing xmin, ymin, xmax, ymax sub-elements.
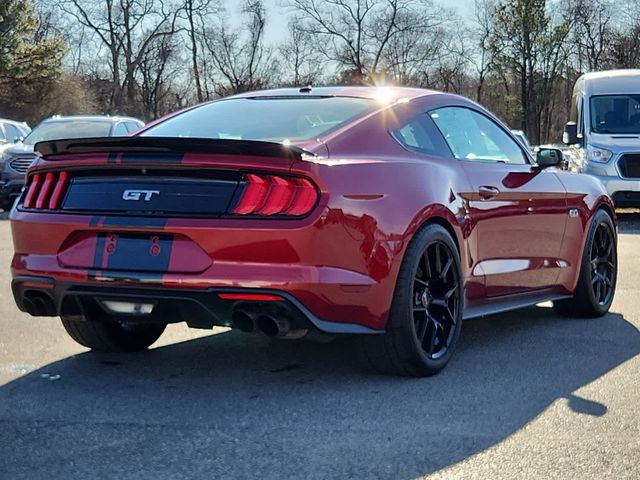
<box><xmin>1</xmin><ymin>212</ymin><xmax>639</xmax><ymax>479</ymax></box>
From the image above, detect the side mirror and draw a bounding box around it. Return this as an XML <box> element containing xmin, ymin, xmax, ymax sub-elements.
<box><xmin>13</xmin><ymin>136</ymin><xmax>23</xmax><ymax>143</ymax></box>
<box><xmin>563</xmin><ymin>122</ymin><xmax>578</xmax><ymax>145</ymax></box>
<box><xmin>536</xmin><ymin>147</ymin><xmax>563</xmax><ymax>168</ymax></box>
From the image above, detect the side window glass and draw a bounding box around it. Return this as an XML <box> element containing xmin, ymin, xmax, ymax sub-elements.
<box><xmin>125</xmin><ymin>122</ymin><xmax>141</xmax><ymax>133</ymax></box>
<box><xmin>0</xmin><ymin>124</ymin><xmax>6</xmax><ymax>141</ymax></box>
<box><xmin>112</xmin><ymin>123</ymin><xmax>129</xmax><ymax>136</ymax></box>
<box><xmin>393</xmin><ymin>114</ymin><xmax>451</xmax><ymax>157</ymax></box>
<box><xmin>5</xmin><ymin>124</ymin><xmax>20</xmax><ymax>141</ymax></box>
<box><xmin>430</xmin><ymin>107</ymin><xmax>527</xmax><ymax>165</ymax></box>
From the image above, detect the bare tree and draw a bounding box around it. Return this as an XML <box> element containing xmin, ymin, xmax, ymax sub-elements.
<box><xmin>179</xmin><ymin>0</ymin><xmax>218</xmax><ymax>102</ymax></box>
<box><xmin>286</xmin><ymin>0</ymin><xmax>451</xmax><ymax>83</ymax></box>
<box><xmin>57</xmin><ymin>0</ymin><xmax>181</xmax><ymax>113</ymax></box>
<box><xmin>379</xmin><ymin>3</ymin><xmax>457</xmax><ymax>86</ymax></box>
<box><xmin>469</xmin><ymin>0</ymin><xmax>496</xmax><ymax>102</ymax></box>
<box><xmin>569</xmin><ymin>0</ymin><xmax>614</xmax><ymax>71</ymax></box>
<box><xmin>278</xmin><ymin>17</ymin><xmax>325</xmax><ymax>86</ymax></box>
<box><xmin>201</xmin><ymin>0</ymin><xmax>276</xmax><ymax>95</ymax></box>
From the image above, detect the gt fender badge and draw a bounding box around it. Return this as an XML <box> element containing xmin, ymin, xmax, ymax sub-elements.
<box><xmin>569</xmin><ymin>208</ymin><xmax>579</xmax><ymax>218</ymax></box>
<box><xmin>122</xmin><ymin>189</ymin><xmax>160</xmax><ymax>201</ymax></box>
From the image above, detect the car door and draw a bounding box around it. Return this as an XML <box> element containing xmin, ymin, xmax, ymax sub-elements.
<box><xmin>430</xmin><ymin>106</ymin><xmax>568</xmax><ymax>296</ymax></box>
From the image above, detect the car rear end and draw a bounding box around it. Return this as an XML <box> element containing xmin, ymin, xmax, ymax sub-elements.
<box><xmin>11</xmin><ymin>137</ymin><xmax>395</xmax><ymax>343</ymax></box>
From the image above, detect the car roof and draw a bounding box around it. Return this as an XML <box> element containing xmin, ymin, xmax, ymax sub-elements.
<box><xmin>40</xmin><ymin>115</ymin><xmax>143</xmax><ymax>124</ymax></box>
<box><xmin>230</xmin><ymin>86</ymin><xmax>440</xmax><ymax>102</ymax></box>
<box><xmin>0</xmin><ymin>118</ymin><xmax>29</xmax><ymax>126</ymax></box>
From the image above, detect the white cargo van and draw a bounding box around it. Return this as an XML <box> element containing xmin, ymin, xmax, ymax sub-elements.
<box><xmin>564</xmin><ymin>69</ymin><xmax>640</xmax><ymax>206</ymax></box>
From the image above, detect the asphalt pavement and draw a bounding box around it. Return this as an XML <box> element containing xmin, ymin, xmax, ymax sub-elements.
<box><xmin>1</xmin><ymin>212</ymin><xmax>639</xmax><ymax>479</ymax></box>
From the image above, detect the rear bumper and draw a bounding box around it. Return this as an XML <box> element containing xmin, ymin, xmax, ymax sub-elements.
<box><xmin>12</xmin><ymin>275</ymin><xmax>383</xmax><ymax>335</ymax></box>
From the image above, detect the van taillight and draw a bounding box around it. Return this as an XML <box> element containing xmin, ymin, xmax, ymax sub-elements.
<box><xmin>232</xmin><ymin>174</ymin><xmax>318</xmax><ymax>217</ymax></box>
<box><xmin>23</xmin><ymin>171</ymin><xmax>70</xmax><ymax>210</ymax></box>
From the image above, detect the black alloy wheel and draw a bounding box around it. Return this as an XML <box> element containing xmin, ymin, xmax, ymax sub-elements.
<box><xmin>412</xmin><ymin>241</ymin><xmax>460</xmax><ymax>360</ymax></box>
<box><xmin>359</xmin><ymin>223</ymin><xmax>463</xmax><ymax>376</ymax></box>
<box><xmin>554</xmin><ymin>209</ymin><xmax>617</xmax><ymax>318</ymax></box>
<box><xmin>590</xmin><ymin>222</ymin><xmax>615</xmax><ymax>306</ymax></box>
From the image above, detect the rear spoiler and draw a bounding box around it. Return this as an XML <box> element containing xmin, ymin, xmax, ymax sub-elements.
<box><xmin>34</xmin><ymin>136</ymin><xmax>309</xmax><ymax>159</ymax></box>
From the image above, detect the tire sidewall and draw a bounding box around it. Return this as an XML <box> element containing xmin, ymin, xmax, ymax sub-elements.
<box><xmin>579</xmin><ymin>210</ymin><xmax>617</xmax><ymax>316</ymax></box>
<box><xmin>392</xmin><ymin>224</ymin><xmax>464</xmax><ymax>374</ymax></box>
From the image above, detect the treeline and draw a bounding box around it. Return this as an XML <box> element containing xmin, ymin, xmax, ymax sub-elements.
<box><xmin>1</xmin><ymin>0</ymin><xmax>639</xmax><ymax>144</ymax></box>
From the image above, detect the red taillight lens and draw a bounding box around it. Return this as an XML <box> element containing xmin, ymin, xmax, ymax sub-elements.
<box><xmin>23</xmin><ymin>174</ymin><xmax>42</xmax><ymax>209</ymax></box>
<box><xmin>48</xmin><ymin>171</ymin><xmax>69</xmax><ymax>209</ymax></box>
<box><xmin>232</xmin><ymin>174</ymin><xmax>270</xmax><ymax>215</ymax></box>
<box><xmin>232</xmin><ymin>174</ymin><xmax>318</xmax><ymax>217</ymax></box>
<box><xmin>23</xmin><ymin>171</ymin><xmax>70</xmax><ymax>210</ymax></box>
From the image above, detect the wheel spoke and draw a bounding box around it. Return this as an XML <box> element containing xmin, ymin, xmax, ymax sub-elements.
<box><xmin>414</xmin><ymin>276</ymin><xmax>428</xmax><ymax>287</ymax></box>
<box><xmin>426</xmin><ymin>320</ymin><xmax>438</xmax><ymax>355</ymax></box>
<box><xmin>422</xmin><ymin>250</ymin><xmax>432</xmax><ymax>279</ymax></box>
<box><xmin>434</xmin><ymin>244</ymin><xmax>442</xmax><ymax>273</ymax></box>
<box><xmin>440</xmin><ymin>256</ymin><xmax>453</xmax><ymax>280</ymax></box>
<box><xmin>416</xmin><ymin>314</ymin><xmax>429</xmax><ymax>342</ymax></box>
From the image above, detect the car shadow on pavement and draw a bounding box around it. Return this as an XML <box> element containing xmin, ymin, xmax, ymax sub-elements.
<box><xmin>1</xmin><ymin>305</ymin><xmax>638</xmax><ymax>480</ymax></box>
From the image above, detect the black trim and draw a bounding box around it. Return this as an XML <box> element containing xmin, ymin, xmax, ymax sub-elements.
<box><xmin>11</xmin><ymin>276</ymin><xmax>384</xmax><ymax>335</ymax></box>
<box><xmin>35</xmin><ymin>136</ymin><xmax>308</xmax><ymax>159</ymax></box>
<box><xmin>612</xmin><ymin>191</ymin><xmax>640</xmax><ymax>208</ymax></box>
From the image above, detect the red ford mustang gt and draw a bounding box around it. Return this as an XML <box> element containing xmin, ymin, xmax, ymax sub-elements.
<box><xmin>10</xmin><ymin>87</ymin><xmax>617</xmax><ymax>376</ymax></box>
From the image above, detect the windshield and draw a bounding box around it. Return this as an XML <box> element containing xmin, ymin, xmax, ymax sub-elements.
<box><xmin>23</xmin><ymin>120</ymin><xmax>113</xmax><ymax>145</ymax></box>
<box><xmin>141</xmin><ymin>97</ymin><xmax>375</xmax><ymax>142</ymax></box>
<box><xmin>590</xmin><ymin>94</ymin><xmax>640</xmax><ymax>134</ymax></box>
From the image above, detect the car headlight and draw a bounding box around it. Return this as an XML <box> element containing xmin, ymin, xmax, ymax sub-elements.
<box><xmin>586</xmin><ymin>144</ymin><xmax>613</xmax><ymax>163</ymax></box>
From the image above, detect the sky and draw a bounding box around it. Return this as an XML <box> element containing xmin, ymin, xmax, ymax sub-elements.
<box><xmin>223</xmin><ymin>0</ymin><xmax>477</xmax><ymax>45</ymax></box>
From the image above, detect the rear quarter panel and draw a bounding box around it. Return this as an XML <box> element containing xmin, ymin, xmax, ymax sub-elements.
<box><xmin>554</xmin><ymin>169</ymin><xmax>616</xmax><ymax>293</ymax></box>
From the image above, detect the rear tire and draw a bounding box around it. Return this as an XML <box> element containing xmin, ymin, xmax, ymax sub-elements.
<box><xmin>553</xmin><ymin>209</ymin><xmax>617</xmax><ymax>318</ymax></box>
<box><xmin>359</xmin><ymin>224</ymin><xmax>463</xmax><ymax>377</ymax></box>
<box><xmin>61</xmin><ymin>314</ymin><xmax>166</xmax><ymax>352</ymax></box>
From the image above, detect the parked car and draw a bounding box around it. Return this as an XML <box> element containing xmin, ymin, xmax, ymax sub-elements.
<box><xmin>0</xmin><ymin>115</ymin><xmax>144</xmax><ymax>210</ymax></box>
<box><xmin>10</xmin><ymin>87</ymin><xmax>617</xmax><ymax>377</ymax></box>
<box><xmin>0</xmin><ymin>118</ymin><xmax>30</xmax><ymax>154</ymax></box>
<box><xmin>511</xmin><ymin>129</ymin><xmax>533</xmax><ymax>153</ymax></box>
<box><xmin>564</xmin><ymin>69</ymin><xmax>640</xmax><ymax>207</ymax></box>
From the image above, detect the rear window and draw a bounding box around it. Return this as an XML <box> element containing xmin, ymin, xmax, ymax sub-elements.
<box><xmin>23</xmin><ymin>120</ymin><xmax>113</xmax><ymax>145</ymax></box>
<box><xmin>141</xmin><ymin>97</ymin><xmax>375</xmax><ymax>142</ymax></box>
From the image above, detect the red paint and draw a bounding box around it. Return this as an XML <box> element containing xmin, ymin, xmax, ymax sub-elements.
<box><xmin>218</xmin><ymin>293</ymin><xmax>283</xmax><ymax>301</ymax></box>
<box><xmin>10</xmin><ymin>87</ymin><xmax>616</xmax><ymax>331</ymax></box>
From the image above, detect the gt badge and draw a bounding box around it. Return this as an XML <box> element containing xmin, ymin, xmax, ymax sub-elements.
<box><xmin>122</xmin><ymin>189</ymin><xmax>160</xmax><ymax>201</ymax></box>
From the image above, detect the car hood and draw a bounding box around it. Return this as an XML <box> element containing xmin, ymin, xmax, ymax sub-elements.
<box><xmin>589</xmin><ymin>133</ymin><xmax>640</xmax><ymax>152</ymax></box>
<box><xmin>2</xmin><ymin>143</ymin><xmax>35</xmax><ymax>157</ymax></box>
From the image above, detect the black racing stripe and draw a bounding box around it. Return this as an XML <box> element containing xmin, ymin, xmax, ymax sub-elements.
<box><xmin>89</xmin><ymin>216</ymin><xmax>101</xmax><ymax>226</ymax></box>
<box><xmin>101</xmin><ymin>217</ymin><xmax>168</xmax><ymax>229</ymax></box>
<box><xmin>105</xmin><ymin>234</ymin><xmax>173</xmax><ymax>272</ymax></box>
<box><xmin>120</xmin><ymin>153</ymin><xmax>183</xmax><ymax>164</ymax></box>
<box><xmin>93</xmin><ymin>233</ymin><xmax>106</xmax><ymax>269</ymax></box>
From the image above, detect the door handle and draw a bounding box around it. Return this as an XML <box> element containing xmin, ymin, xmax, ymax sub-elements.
<box><xmin>478</xmin><ymin>186</ymin><xmax>500</xmax><ymax>200</ymax></box>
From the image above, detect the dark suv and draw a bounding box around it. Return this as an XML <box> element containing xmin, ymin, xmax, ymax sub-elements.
<box><xmin>0</xmin><ymin>115</ymin><xmax>143</xmax><ymax>210</ymax></box>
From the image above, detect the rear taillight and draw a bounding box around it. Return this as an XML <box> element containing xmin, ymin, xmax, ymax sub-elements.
<box><xmin>23</xmin><ymin>171</ymin><xmax>70</xmax><ymax>210</ymax></box>
<box><xmin>232</xmin><ymin>174</ymin><xmax>318</xmax><ymax>217</ymax></box>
